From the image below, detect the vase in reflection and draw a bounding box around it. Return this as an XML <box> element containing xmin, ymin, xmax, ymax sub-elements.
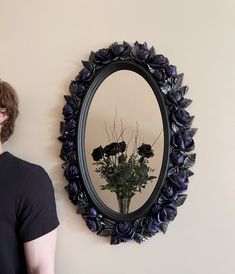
<box><xmin>117</xmin><ymin>196</ymin><xmax>131</xmax><ymax>214</ymax></box>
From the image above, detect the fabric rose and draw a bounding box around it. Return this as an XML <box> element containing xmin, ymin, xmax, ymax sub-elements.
<box><xmin>166</xmin><ymin>89</ymin><xmax>183</xmax><ymax>106</ymax></box>
<box><xmin>170</xmin><ymin>149</ymin><xmax>186</xmax><ymax>166</ymax></box>
<box><xmin>69</xmin><ymin>81</ymin><xmax>87</xmax><ymax>96</ymax></box>
<box><xmin>165</xmin><ymin>65</ymin><xmax>177</xmax><ymax>77</ymax></box>
<box><xmin>77</xmin><ymin>65</ymin><xmax>94</xmax><ymax>82</ymax></box>
<box><xmin>66</xmin><ymin>181</ymin><xmax>80</xmax><ymax>203</ymax></box>
<box><xmin>86</xmin><ymin>218</ymin><xmax>102</xmax><ymax>233</ymax></box>
<box><xmin>115</xmin><ymin>222</ymin><xmax>135</xmax><ymax>242</ymax></box>
<box><xmin>103</xmin><ymin>141</ymin><xmax>126</xmax><ymax>156</ymax></box>
<box><xmin>148</xmin><ymin>54</ymin><xmax>169</xmax><ymax>68</ymax></box>
<box><xmin>91</xmin><ymin>146</ymin><xmax>104</xmax><ymax>161</ymax></box>
<box><xmin>62</xmin><ymin>103</ymin><xmax>74</xmax><ymax>120</ymax></box>
<box><xmin>111</xmin><ymin>41</ymin><xmax>131</xmax><ymax>59</ymax></box>
<box><xmin>93</xmin><ymin>48</ymin><xmax>113</xmax><ymax>65</ymax></box>
<box><xmin>160</xmin><ymin>183</ymin><xmax>179</xmax><ymax>202</ymax></box>
<box><xmin>172</xmin><ymin>131</ymin><xmax>195</xmax><ymax>152</ymax></box>
<box><xmin>137</xmin><ymin>143</ymin><xmax>154</xmax><ymax>158</ymax></box>
<box><xmin>64</xmin><ymin>165</ymin><xmax>80</xmax><ymax>181</ymax></box>
<box><xmin>144</xmin><ymin>216</ymin><xmax>160</xmax><ymax>235</ymax></box>
<box><xmin>172</xmin><ymin>108</ymin><xmax>193</xmax><ymax>128</ymax></box>
<box><xmin>158</xmin><ymin>204</ymin><xmax>177</xmax><ymax>222</ymax></box>
<box><xmin>132</xmin><ymin>41</ymin><xmax>150</xmax><ymax>64</ymax></box>
<box><xmin>168</xmin><ymin>171</ymin><xmax>189</xmax><ymax>192</ymax></box>
<box><xmin>63</xmin><ymin>119</ymin><xmax>76</xmax><ymax>134</ymax></box>
<box><xmin>60</xmin><ymin>139</ymin><xmax>74</xmax><ymax>161</ymax></box>
<box><xmin>151</xmin><ymin>203</ymin><xmax>177</xmax><ymax>223</ymax></box>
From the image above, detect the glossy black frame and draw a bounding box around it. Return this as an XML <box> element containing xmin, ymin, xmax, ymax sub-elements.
<box><xmin>77</xmin><ymin>60</ymin><xmax>170</xmax><ymax>222</ymax></box>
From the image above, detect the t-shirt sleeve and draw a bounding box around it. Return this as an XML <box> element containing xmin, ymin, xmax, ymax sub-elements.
<box><xmin>17</xmin><ymin>166</ymin><xmax>60</xmax><ymax>242</ymax></box>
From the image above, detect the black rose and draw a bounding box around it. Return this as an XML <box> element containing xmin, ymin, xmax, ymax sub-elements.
<box><xmin>93</xmin><ymin>48</ymin><xmax>113</xmax><ymax>65</ymax></box>
<box><xmin>69</xmin><ymin>81</ymin><xmax>87</xmax><ymax>96</ymax></box>
<box><xmin>103</xmin><ymin>141</ymin><xmax>126</xmax><ymax>156</ymax></box>
<box><xmin>133</xmin><ymin>41</ymin><xmax>150</xmax><ymax>64</ymax></box>
<box><xmin>64</xmin><ymin>165</ymin><xmax>80</xmax><ymax>181</ymax></box>
<box><xmin>86</xmin><ymin>218</ymin><xmax>102</xmax><ymax>233</ymax></box>
<box><xmin>66</xmin><ymin>181</ymin><xmax>80</xmax><ymax>203</ymax></box>
<box><xmin>62</xmin><ymin>103</ymin><xmax>74</xmax><ymax>120</ymax></box>
<box><xmin>158</xmin><ymin>204</ymin><xmax>177</xmax><ymax>222</ymax></box>
<box><xmin>172</xmin><ymin>108</ymin><xmax>193</xmax><ymax>128</ymax></box>
<box><xmin>145</xmin><ymin>216</ymin><xmax>160</xmax><ymax>235</ymax></box>
<box><xmin>115</xmin><ymin>222</ymin><xmax>135</xmax><ymax>241</ymax></box>
<box><xmin>87</xmin><ymin>207</ymin><xmax>98</xmax><ymax>218</ymax></box>
<box><xmin>160</xmin><ymin>183</ymin><xmax>178</xmax><ymax>202</ymax></box>
<box><xmin>148</xmin><ymin>54</ymin><xmax>169</xmax><ymax>68</ymax></box>
<box><xmin>168</xmin><ymin>171</ymin><xmax>189</xmax><ymax>192</ymax></box>
<box><xmin>153</xmin><ymin>68</ymin><xmax>167</xmax><ymax>81</ymax></box>
<box><xmin>170</xmin><ymin>149</ymin><xmax>186</xmax><ymax>166</ymax></box>
<box><xmin>111</xmin><ymin>41</ymin><xmax>131</xmax><ymax>59</ymax></box>
<box><xmin>91</xmin><ymin>146</ymin><xmax>104</xmax><ymax>161</ymax></box>
<box><xmin>78</xmin><ymin>65</ymin><xmax>94</xmax><ymax>82</ymax></box>
<box><xmin>118</xmin><ymin>141</ymin><xmax>126</xmax><ymax>153</ymax></box>
<box><xmin>60</xmin><ymin>139</ymin><xmax>74</xmax><ymax>161</ymax></box>
<box><xmin>137</xmin><ymin>143</ymin><xmax>154</xmax><ymax>158</ymax></box>
<box><xmin>172</xmin><ymin>131</ymin><xmax>195</xmax><ymax>152</ymax></box>
<box><xmin>165</xmin><ymin>65</ymin><xmax>177</xmax><ymax>77</ymax></box>
<box><xmin>167</xmin><ymin>89</ymin><xmax>183</xmax><ymax>106</ymax></box>
<box><xmin>64</xmin><ymin>119</ymin><xmax>76</xmax><ymax>134</ymax></box>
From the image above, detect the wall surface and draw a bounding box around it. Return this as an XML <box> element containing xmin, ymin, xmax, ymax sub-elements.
<box><xmin>1</xmin><ymin>1</ymin><xmax>235</xmax><ymax>274</ymax></box>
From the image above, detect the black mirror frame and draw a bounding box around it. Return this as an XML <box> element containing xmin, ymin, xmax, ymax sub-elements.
<box><xmin>59</xmin><ymin>41</ymin><xmax>197</xmax><ymax>245</ymax></box>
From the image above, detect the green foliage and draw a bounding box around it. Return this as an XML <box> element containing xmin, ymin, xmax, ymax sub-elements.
<box><xmin>93</xmin><ymin>151</ymin><xmax>157</xmax><ymax>199</ymax></box>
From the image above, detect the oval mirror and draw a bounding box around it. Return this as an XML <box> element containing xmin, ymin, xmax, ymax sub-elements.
<box><xmin>85</xmin><ymin>69</ymin><xmax>164</xmax><ymax>214</ymax></box>
<box><xmin>59</xmin><ymin>41</ymin><xmax>196</xmax><ymax>245</ymax></box>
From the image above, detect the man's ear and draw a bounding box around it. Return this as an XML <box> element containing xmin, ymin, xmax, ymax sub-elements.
<box><xmin>0</xmin><ymin>109</ymin><xmax>8</xmax><ymax>125</ymax></box>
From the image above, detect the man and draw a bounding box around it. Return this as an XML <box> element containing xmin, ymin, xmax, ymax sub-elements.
<box><xmin>0</xmin><ymin>80</ymin><xmax>59</xmax><ymax>274</ymax></box>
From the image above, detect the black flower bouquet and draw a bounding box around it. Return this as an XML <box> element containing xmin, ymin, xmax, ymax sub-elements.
<box><xmin>91</xmin><ymin>129</ymin><xmax>159</xmax><ymax>214</ymax></box>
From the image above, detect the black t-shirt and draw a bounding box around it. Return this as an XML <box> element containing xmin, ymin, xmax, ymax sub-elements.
<box><xmin>0</xmin><ymin>151</ymin><xmax>59</xmax><ymax>274</ymax></box>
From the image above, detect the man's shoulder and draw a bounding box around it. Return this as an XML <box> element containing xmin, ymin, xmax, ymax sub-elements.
<box><xmin>7</xmin><ymin>152</ymin><xmax>46</xmax><ymax>178</ymax></box>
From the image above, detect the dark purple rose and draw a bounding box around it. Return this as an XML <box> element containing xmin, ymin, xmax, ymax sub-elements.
<box><xmin>153</xmin><ymin>68</ymin><xmax>167</xmax><ymax>81</ymax></box>
<box><xmin>145</xmin><ymin>216</ymin><xmax>160</xmax><ymax>235</ymax></box>
<box><xmin>137</xmin><ymin>143</ymin><xmax>154</xmax><ymax>158</ymax></box>
<box><xmin>148</xmin><ymin>54</ymin><xmax>169</xmax><ymax>68</ymax></box>
<box><xmin>133</xmin><ymin>42</ymin><xmax>150</xmax><ymax>64</ymax></box>
<box><xmin>78</xmin><ymin>65</ymin><xmax>94</xmax><ymax>82</ymax></box>
<box><xmin>172</xmin><ymin>131</ymin><xmax>195</xmax><ymax>152</ymax></box>
<box><xmin>66</xmin><ymin>181</ymin><xmax>80</xmax><ymax>202</ymax></box>
<box><xmin>115</xmin><ymin>222</ymin><xmax>135</xmax><ymax>241</ymax></box>
<box><xmin>87</xmin><ymin>207</ymin><xmax>98</xmax><ymax>218</ymax></box>
<box><xmin>167</xmin><ymin>89</ymin><xmax>183</xmax><ymax>105</ymax></box>
<box><xmin>168</xmin><ymin>171</ymin><xmax>189</xmax><ymax>192</ymax></box>
<box><xmin>93</xmin><ymin>48</ymin><xmax>113</xmax><ymax>65</ymax></box>
<box><xmin>170</xmin><ymin>149</ymin><xmax>186</xmax><ymax>166</ymax></box>
<box><xmin>86</xmin><ymin>218</ymin><xmax>102</xmax><ymax>233</ymax></box>
<box><xmin>165</xmin><ymin>65</ymin><xmax>177</xmax><ymax>77</ymax></box>
<box><xmin>172</xmin><ymin>108</ymin><xmax>193</xmax><ymax>128</ymax></box>
<box><xmin>63</xmin><ymin>103</ymin><xmax>74</xmax><ymax>120</ymax></box>
<box><xmin>103</xmin><ymin>141</ymin><xmax>126</xmax><ymax>156</ymax></box>
<box><xmin>158</xmin><ymin>204</ymin><xmax>177</xmax><ymax>223</ymax></box>
<box><xmin>64</xmin><ymin>119</ymin><xmax>76</xmax><ymax>134</ymax></box>
<box><xmin>91</xmin><ymin>146</ymin><xmax>104</xmax><ymax>161</ymax></box>
<box><xmin>111</xmin><ymin>42</ymin><xmax>131</xmax><ymax>58</ymax></box>
<box><xmin>161</xmin><ymin>183</ymin><xmax>178</xmax><ymax>202</ymax></box>
<box><xmin>64</xmin><ymin>165</ymin><xmax>80</xmax><ymax>181</ymax></box>
<box><xmin>61</xmin><ymin>139</ymin><xmax>74</xmax><ymax>160</ymax></box>
<box><xmin>69</xmin><ymin>81</ymin><xmax>87</xmax><ymax>96</ymax></box>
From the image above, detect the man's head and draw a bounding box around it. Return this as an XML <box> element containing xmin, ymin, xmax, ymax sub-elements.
<box><xmin>0</xmin><ymin>80</ymin><xmax>19</xmax><ymax>143</ymax></box>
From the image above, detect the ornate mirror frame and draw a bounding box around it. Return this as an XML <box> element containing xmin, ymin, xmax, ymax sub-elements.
<box><xmin>59</xmin><ymin>41</ymin><xmax>197</xmax><ymax>244</ymax></box>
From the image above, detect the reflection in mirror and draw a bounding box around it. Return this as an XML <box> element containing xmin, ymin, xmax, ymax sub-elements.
<box><xmin>85</xmin><ymin>70</ymin><xmax>164</xmax><ymax>214</ymax></box>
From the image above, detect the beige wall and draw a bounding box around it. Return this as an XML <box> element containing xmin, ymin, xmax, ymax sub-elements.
<box><xmin>1</xmin><ymin>1</ymin><xmax>235</xmax><ymax>274</ymax></box>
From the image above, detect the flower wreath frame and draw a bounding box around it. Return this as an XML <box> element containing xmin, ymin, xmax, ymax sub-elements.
<box><xmin>58</xmin><ymin>41</ymin><xmax>197</xmax><ymax>245</ymax></box>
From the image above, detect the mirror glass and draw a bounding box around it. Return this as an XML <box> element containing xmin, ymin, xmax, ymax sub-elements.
<box><xmin>85</xmin><ymin>70</ymin><xmax>164</xmax><ymax>214</ymax></box>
